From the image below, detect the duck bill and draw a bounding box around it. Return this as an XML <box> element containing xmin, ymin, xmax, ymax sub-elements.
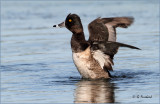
<box><xmin>53</xmin><ymin>22</ymin><xmax>65</xmax><ymax>28</ymax></box>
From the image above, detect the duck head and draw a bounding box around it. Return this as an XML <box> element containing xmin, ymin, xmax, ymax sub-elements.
<box><xmin>53</xmin><ymin>13</ymin><xmax>83</xmax><ymax>34</ymax></box>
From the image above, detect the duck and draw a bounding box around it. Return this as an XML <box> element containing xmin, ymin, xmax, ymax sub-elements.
<box><xmin>53</xmin><ymin>13</ymin><xmax>140</xmax><ymax>79</ymax></box>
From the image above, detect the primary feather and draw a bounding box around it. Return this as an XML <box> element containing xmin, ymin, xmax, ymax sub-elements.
<box><xmin>88</xmin><ymin>17</ymin><xmax>138</xmax><ymax>72</ymax></box>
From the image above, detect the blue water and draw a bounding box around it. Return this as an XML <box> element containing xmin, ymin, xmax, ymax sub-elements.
<box><xmin>1</xmin><ymin>0</ymin><xmax>159</xmax><ymax>103</ymax></box>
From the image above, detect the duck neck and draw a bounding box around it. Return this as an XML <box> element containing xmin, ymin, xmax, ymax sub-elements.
<box><xmin>71</xmin><ymin>32</ymin><xmax>89</xmax><ymax>53</ymax></box>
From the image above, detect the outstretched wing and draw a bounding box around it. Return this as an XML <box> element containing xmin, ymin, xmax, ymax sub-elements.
<box><xmin>88</xmin><ymin>17</ymin><xmax>135</xmax><ymax>71</ymax></box>
<box><xmin>88</xmin><ymin>17</ymin><xmax>134</xmax><ymax>42</ymax></box>
<box><xmin>91</xmin><ymin>41</ymin><xmax>140</xmax><ymax>71</ymax></box>
<box><xmin>88</xmin><ymin>17</ymin><xmax>109</xmax><ymax>42</ymax></box>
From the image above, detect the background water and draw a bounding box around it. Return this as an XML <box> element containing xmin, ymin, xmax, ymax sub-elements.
<box><xmin>1</xmin><ymin>0</ymin><xmax>159</xmax><ymax>103</ymax></box>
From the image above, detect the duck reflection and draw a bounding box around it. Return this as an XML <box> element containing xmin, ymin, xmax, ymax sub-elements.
<box><xmin>74</xmin><ymin>79</ymin><xmax>115</xmax><ymax>103</ymax></box>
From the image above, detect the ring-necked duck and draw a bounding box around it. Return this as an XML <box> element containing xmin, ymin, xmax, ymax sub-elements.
<box><xmin>53</xmin><ymin>13</ymin><xmax>140</xmax><ymax>79</ymax></box>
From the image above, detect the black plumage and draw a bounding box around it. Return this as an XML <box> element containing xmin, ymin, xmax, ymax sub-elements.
<box><xmin>91</xmin><ymin>41</ymin><xmax>140</xmax><ymax>59</ymax></box>
<box><xmin>53</xmin><ymin>13</ymin><xmax>140</xmax><ymax>79</ymax></box>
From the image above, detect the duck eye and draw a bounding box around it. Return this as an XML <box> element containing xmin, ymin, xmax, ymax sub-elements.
<box><xmin>69</xmin><ymin>19</ymin><xmax>72</xmax><ymax>22</ymax></box>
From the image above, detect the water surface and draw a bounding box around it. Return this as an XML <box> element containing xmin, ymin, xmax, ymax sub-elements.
<box><xmin>1</xmin><ymin>0</ymin><xmax>159</xmax><ymax>103</ymax></box>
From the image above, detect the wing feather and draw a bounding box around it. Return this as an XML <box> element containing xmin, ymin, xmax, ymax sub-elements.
<box><xmin>88</xmin><ymin>18</ymin><xmax>109</xmax><ymax>42</ymax></box>
<box><xmin>88</xmin><ymin>17</ymin><xmax>134</xmax><ymax>42</ymax></box>
<box><xmin>88</xmin><ymin>16</ymin><xmax>136</xmax><ymax>72</ymax></box>
<box><xmin>92</xmin><ymin>41</ymin><xmax>140</xmax><ymax>71</ymax></box>
<box><xmin>93</xmin><ymin>50</ymin><xmax>113</xmax><ymax>71</ymax></box>
<box><xmin>102</xmin><ymin>17</ymin><xmax>134</xmax><ymax>41</ymax></box>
